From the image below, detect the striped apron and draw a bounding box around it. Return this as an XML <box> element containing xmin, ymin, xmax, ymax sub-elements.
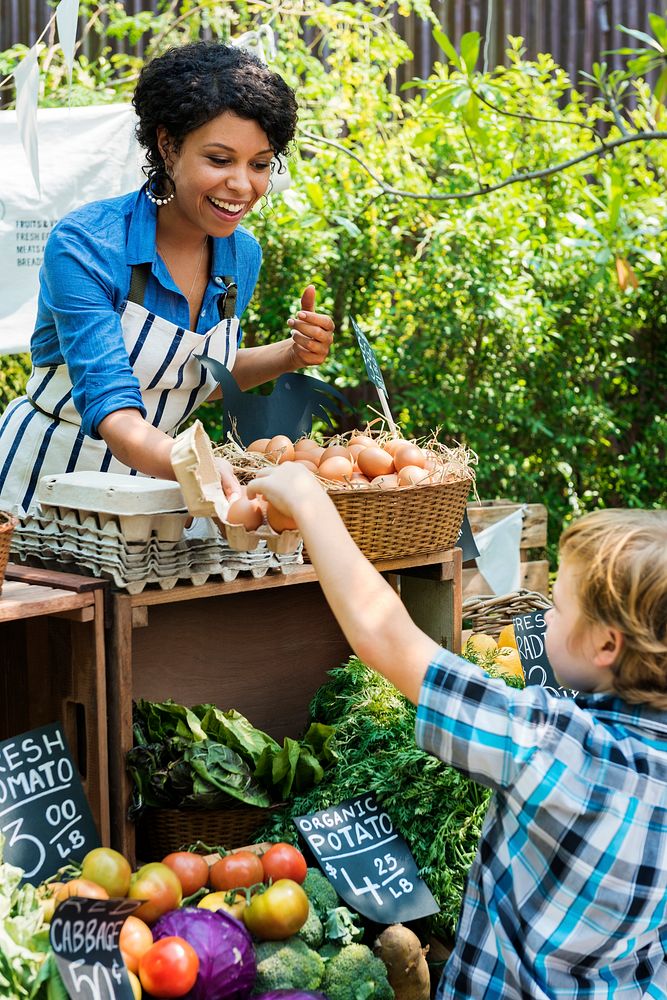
<box><xmin>0</xmin><ymin>265</ymin><xmax>238</xmax><ymax>514</ymax></box>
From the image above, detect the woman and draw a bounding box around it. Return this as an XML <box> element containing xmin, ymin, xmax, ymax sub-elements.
<box><xmin>0</xmin><ymin>42</ymin><xmax>334</xmax><ymax>513</ymax></box>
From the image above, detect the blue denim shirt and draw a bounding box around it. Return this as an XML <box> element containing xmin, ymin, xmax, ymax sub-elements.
<box><xmin>31</xmin><ymin>187</ymin><xmax>262</xmax><ymax>438</ymax></box>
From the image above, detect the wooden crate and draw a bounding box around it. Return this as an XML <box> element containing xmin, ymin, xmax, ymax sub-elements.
<box><xmin>0</xmin><ymin>564</ymin><xmax>110</xmax><ymax>843</ymax></box>
<box><xmin>464</xmin><ymin>500</ymin><xmax>549</xmax><ymax>599</ymax></box>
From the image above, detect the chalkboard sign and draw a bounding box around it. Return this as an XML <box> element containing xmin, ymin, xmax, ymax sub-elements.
<box><xmin>350</xmin><ymin>318</ymin><xmax>387</xmax><ymax>395</ymax></box>
<box><xmin>457</xmin><ymin>511</ymin><xmax>480</xmax><ymax>562</ymax></box>
<box><xmin>50</xmin><ymin>897</ymin><xmax>139</xmax><ymax>1000</ymax></box>
<box><xmin>513</xmin><ymin>608</ymin><xmax>578</xmax><ymax>698</ymax></box>
<box><xmin>0</xmin><ymin>723</ymin><xmax>100</xmax><ymax>883</ymax></box>
<box><xmin>294</xmin><ymin>792</ymin><xmax>438</xmax><ymax>923</ymax></box>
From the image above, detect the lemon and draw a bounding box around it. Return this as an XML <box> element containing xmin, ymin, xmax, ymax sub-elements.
<box><xmin>465</xmin><ymin>633</ymin><xmax>498</xmax><ymax>656</ymax></box>
<box><xmin>495</xmin><ymin>646</ymin><xmax>524</xmax><ymax>680</ymax></box>
<box><xmin>127</xmin><ymin>971</ymin><xmax>142</xmax><ymax>1000</ymax></box>
<box><xmin>497</xmin><ymin>624</ymin><xmax>518</xmax><ymax>650</ymax></box>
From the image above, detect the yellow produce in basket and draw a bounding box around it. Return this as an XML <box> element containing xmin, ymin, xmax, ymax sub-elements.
<box><xmin>465</xmin><ymin>633</ymin><xmax>498</xmax><ymax>656</ymax></box>
<box><xmin>497</xmin><ymin>623</ymin><xmax>518</xmax><ymax>650</ymax></box>
<box><xmin>495</xmin><ymin>647</ymin><xmax>524</xmax><ymax>681</ymax></box>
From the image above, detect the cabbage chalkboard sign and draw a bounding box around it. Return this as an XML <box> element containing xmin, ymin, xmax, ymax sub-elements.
<box><xmin>513</xmin><ymin>608</ymin><xmax>577</xmax><ymax>698</ymax></box>
<box><xmin>0</xmin><ymin>723</ymin><xmax>100</xmax><ymax>884</ymax></box>
<box><xmin>50</xmin><ymin>897</ymin><xmax>139</xmax><ymax>1000</ymax></box>
<box><xmin>294</xmin><ymin>792</ymin><xmax>438</xmax><ymax>923</ymax></box>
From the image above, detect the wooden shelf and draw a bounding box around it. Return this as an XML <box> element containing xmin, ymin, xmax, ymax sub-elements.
<box><xmin>0</xmin><ymin>579</ymin><xmax>95</xmax><ymax>622</ymax></box>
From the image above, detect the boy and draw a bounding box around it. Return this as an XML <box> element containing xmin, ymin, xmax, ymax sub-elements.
<box><xmin>248</xmin><ymin>464</ymin><xmax>667</xmax><ymax>998</ymax></box>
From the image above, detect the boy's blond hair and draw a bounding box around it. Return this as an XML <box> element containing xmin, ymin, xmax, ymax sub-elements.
<box><xmin>559</xmin><ymin>508</ymin><xmax>667</xmax><ymax>708</ymax></box>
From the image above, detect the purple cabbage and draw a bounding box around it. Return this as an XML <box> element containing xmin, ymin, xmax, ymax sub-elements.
<box><xmin>152</xmin><ymin>906</ymin><xmax>256</xmax><ymax>1000</ymax></box>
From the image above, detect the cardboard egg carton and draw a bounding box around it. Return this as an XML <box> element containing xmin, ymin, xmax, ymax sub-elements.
<box><xmin>171</xmin><ymin>421</ymin><xmax>302</xmax><ymax>555</ymax></box>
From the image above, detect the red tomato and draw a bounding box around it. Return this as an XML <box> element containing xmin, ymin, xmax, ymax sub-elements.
<box><xmin>139</xmin><ymin>937</ymin><xmax>199</xmax><ymax>998</ymax></box>
<box><xmin>209</xmin><ymin>850</ymin><xmax>264</xmax><ymax>891</ymax></box>
<box><xmin>120</xmin><ymin>915</ymin><xmax>154</xmax><ymax>974</ymax></box>
<box><xmin>243</xmin><ymin>879</ymin><xmax>309</xmax><ymax>940</ymax></box>
<box><xmin>128</xmin><ymin>863</ymin><xmax>182</xmax><ymax>925</ymax></box>
<box><xmin>261</xmin><ymin>843</ymin><xmax>308</xmax><ymax>885</ymax></box>
<box><xmin>161</xmin><ymin>852</ymin><xmax>210</xmax><ymax>896</ymax></box>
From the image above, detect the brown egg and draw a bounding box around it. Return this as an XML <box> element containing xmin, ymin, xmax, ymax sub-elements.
<box><xmin>348</xmin><ymin>443</ymin><xmax>366</xmax><ymax>462</ymax></box>
<box><xmin>372</xmin><ymin>473</ymin><xmax>399</xmax><ymax>490</ymax></box>
<box><xmin>307</xmin><ymin>446</ymin><xmax>325</xmax><ymax>467</ymax></box>
<box><xmin>351</xmin><ymin>472</ymin><xmax>371</xmax><ymax>486</ymax></box>
<box><xmin>394</xmin><ymin>443</ymin><xmax>427</xmax><ymax>471</ymax></box>
<box><xmin>318</xmin><ymin>456</ymin><xmax>354</xmax><ymax>482</ymax></box>
<box><xmin>382</xmin><ymin>438</ymin><xmax>405</xmax><ymax>457</ymax></box>
<box><xmin>349</xmin><ymin>433</ymin><xmax>376</xmax><ymax>449</ymax></box>
<box><xmin>294</xmin><ymin>437</ymin><xmax>321</xmax><ymax>453</ymax></box>
<box><xmin>294</xmin><ymin>459</ymin><xmax>319</xmax><ymax>474</ymax></box>
<box><xmin>266</xmin><ymin>502</ymin><xmax>297</xmax><ymax>532</ymax></box>
<box><xmin>247</xmin><ymin>438</ymin><xmax>270</xmax><ymax>453</ymax></box>
<box><xmin>265</xmin><ymin>434</ymin><xmax>295</xmax><ymax>464</ymax></box>
<box><xmin>226</xmin><ymin>496</ymin><xmax>264</xmax><ymax>530</ymax></box>
<box><xmin>323</xmin><ymin>444</ymin><xmax>352</xmax><ymax>462</ymax></box>
<box><xmin>357</xmin><ymin>446</ymin><xmax>395</xmax><ymax>479</ymax></box>
<box><xmin>397</xmin><ymin>465</ymin><xmax>431</xmax><ymax>487</ymax></box>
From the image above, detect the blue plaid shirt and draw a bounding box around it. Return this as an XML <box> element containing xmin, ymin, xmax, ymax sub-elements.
<box><xmin>416</xmin><ymin>649</ymin><xmax>667</xmax><ymax>998</ymax></box>
<box><xmin>30</xmin><ymin>188</ymin><xmax>262</xmax><ymax>438</ymax></box>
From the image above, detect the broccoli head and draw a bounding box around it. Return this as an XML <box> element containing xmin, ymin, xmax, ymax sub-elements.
<box><xmin>296</xmin><ymin>902</ymin><xmax>324</xmax><ymax>949</ymax></box>
<box><xmin>252</xmin><ymin>936</ymin><xmax>325</xmax><ymax>994</ymax></box>
<box><xmin>321</xmin><ymin>942</ymin><xmax>394</xmax><ymax>1000</ymax></box>
<box><xmin>302</xmin><ymin>867</ymin><xmax>340</xmax><ymax>917</ymax></box>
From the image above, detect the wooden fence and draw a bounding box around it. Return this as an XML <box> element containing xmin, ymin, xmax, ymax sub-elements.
<box><xmin>0</xmin><ymin>0</ymin><xmax>655</xmax><ymax>90</ymax></box>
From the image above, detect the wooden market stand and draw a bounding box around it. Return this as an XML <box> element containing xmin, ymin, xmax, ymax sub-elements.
<box><xmin>106</xmin><ymin>547</ymin><xmax>463</xmax><ymax>863</ymax></box>
<box><xmin>0</xmin><ymin>564</ymin><xmax>110</xmax><ymax>843</ymax></box>
<box><xmin>0</xmin><ymin>547</ymin><xmax>462</xmax><ymax>864</ymax></box>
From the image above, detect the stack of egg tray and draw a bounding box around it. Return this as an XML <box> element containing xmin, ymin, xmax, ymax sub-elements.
<box><xmin>10</xmin><ymin>506</ymin><xmax>302</xmax><ymax>595</ymax></box>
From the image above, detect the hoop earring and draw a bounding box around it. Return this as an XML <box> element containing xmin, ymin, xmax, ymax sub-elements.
<box><xmin>145</xmin><ymin>170</ymin><xmax>175</xmax><ymax>207</ymax></box>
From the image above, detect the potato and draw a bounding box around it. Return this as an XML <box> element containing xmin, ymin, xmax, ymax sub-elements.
<box><xmin>373</xmin><ymin>924</ymin><xmax>431</xmax><ymax>1000</ymax></box>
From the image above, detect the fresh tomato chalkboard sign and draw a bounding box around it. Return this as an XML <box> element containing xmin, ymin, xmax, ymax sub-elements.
<box><xmin>0</xmin><ymin>723</ymin><xmax>100</xmax><ymax>884</ymax></box>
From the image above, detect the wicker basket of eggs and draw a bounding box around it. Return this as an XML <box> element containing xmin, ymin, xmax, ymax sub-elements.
<box><xmin>216</xmin><ymin>429</ymin><xmax>476</xmax><ymax>562</ymax></box>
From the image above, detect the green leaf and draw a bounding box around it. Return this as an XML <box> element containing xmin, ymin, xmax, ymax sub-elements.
<box><xmin>305</xmin><ymin>181</ymin><xmax>325</xmax><ymax>210</ymax></box>
<box><xmin>648</xmin><ymin>13</ymin><xmax>667</xmax><ymax>50</ymax></box>
<box><xmin>331</xmin><ymin>213</ymin><xmax>362</xmax><ymax>239</ymax></box>
<box><xmin>432</xmin><ymin>27</ymin><xmax>460</xmax><ymax>68</ymax></box>
<box><xmin>654</xmin><ymin>65</ymin><xmax>667</xmax><ymax>104</ymax></box>
<box><xmin>616</xmin><ymin>24</ymin><xmax>664</xmax><ymax>52</ymax></box>
<box><xmin>196</xmin><ymin>706</ymin><xmax>279</xmax><ymax>765</ymax></box>
<box><xmin>460</xmin><ymin>31</ymin><xmax>481</xmax><ymax>74</ymax></box>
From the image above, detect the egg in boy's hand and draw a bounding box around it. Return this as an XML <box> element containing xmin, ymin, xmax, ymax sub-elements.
<box><xmin>247</xmin><ymin>461</ymin><xmax>319</xmax><ymax>525</ymax></box>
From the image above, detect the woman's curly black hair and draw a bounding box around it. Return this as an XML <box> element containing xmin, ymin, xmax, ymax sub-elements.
<box><xmin>133</xmin><ymin>41</ymin><xmax>297</xmax><ymax>186</ymax></box>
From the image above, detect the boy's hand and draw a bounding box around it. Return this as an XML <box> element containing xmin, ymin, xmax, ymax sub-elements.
<box><xmin>287</xmin><ymin>285</ymin><xmax>334</xmax><ymax>368</ymax></box>
<box><xmin>247</xmin><ymin>462</ymin><xmax>321</xmax><ymax>520</ymax></box>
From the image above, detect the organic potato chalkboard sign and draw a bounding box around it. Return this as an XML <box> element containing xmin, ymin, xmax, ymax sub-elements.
<box><xmin>0</xmin><ymin>723</ymin><xmax>100</xmax><ymax>883</ymax></box>
<box><xmin>50</xmin><ymin>897</ymin><xmax>139</xmax><ymax>1000</ymax></box>
<box><xmin>294</xmin><ymin>792</ymin><xmax>438</xmax><ymax>923</ymax></box>
<box><xmin>513</xmin><ymin>608</ymin><xmax>578</xmax><ymax>698</ymax></box>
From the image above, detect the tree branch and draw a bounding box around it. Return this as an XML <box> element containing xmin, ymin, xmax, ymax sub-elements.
<box><xmin>299</xmin><ymin>128</ymin><xmax>667</xmax><ymax>202</ymax></box>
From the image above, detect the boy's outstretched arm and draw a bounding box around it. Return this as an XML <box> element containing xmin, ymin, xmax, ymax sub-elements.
<box><xmin>248</xmin><ymin>463</ymin><xmax>441</xmax><ymax>703</ymax></box>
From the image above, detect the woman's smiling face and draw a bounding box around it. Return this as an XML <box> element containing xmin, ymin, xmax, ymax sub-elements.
<box><xmin>158</xmin><ymin>111</ymin><xmax>273</xmax><ymax>237</ymax></box>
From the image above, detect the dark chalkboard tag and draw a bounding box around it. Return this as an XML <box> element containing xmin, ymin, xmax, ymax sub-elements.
<box><xmin>294</xmin><ymin>792</ymin><xmax>439</xmax><ymax>923</ymax></box>
<box><xmin>50</xmin><ymin>897</ymin><xmax>140</xmax><ymax>1000</ymax></box>
<box><xmin>350</xmin><ymin>317</ymin><xmax>387</xmax><ymax>394</ymax></box>
<box><xmin>0</xmin><ymin>722</ymin><xmax>100</xmax><ymax>884</ymax></box>
<box><xmin>513</xmin><ymin>608</ymin><xmax>578</xmax><ymax>697</ymax></box>
<box><xmin>349</xmin><ymin>318</ymin><xmax>397</xmax><ymax>433</ymax></box>
<box><xmin>457</xmin><ymin>510</ymin><xmax>480</xmax><ymax>561</ymax></box>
